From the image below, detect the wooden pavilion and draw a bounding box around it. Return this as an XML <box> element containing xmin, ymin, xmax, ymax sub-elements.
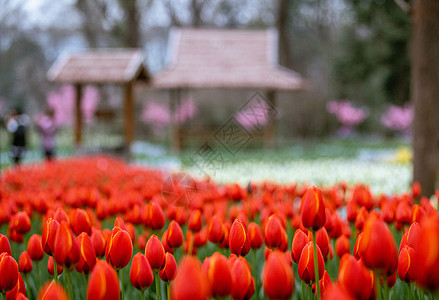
<box><xmin>47</xmin><ymin>49</ymin><xmax>149</xmax><ymax>153</ymax></box>
<box><xmin>151</xmin><ymin>28</ymin><xmax>306</xmax><ymax>150</ymax></box>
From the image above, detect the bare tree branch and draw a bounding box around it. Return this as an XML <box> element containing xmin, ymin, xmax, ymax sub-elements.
<box><xmin>394</xmin><ymin>0</ymin><xmax>411</xmax><ymax>13</ymax></box>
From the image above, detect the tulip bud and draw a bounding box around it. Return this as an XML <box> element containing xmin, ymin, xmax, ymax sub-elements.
<box><xmin>230</xmin><ymin>256</ymin><xmax>254</xmax><ymax>300</ymax></box>
<box><xmin>360</xmin><ymin>215</ymin><xmax>398</xmax><ymax>276</ymax></box>
<box><xmin>145</xmin><ymin>234</ymin><xmax>165</xmax><ymax>270</ymax></box>
<box><xmin>229</xmin><ymin>219</ymin><xmax>250</xmax><ymax>256</ymax></box>
<box><xmin>9</xmin><ymin>212</ymin><xmax>31</xmax><ymax>235</ymax></box>
<box><xmin>91</xmin><ymin>228</ymin><xmax>106</xmax><ymax>258</ymax></box>
<box><xmin>338</xmin><ymin>254</ymin><xmax>374</xmax><ymax>300</ymax></box>
<box><xmin>188</xmin><ymin>209</ymin><xmax>202</xmax><ymax>232</ymax></box>
<box><xmin>167</xmin><ymin>220</ymin><xmax>183</xmax><ymax>248</ymax></box>
<box><xmin>291</xmin><ymin>229</ymin><xmax>309</xmax><ymax>263</ymax></box>
<box><xmin>18</xmin><ymin>251</ymin><xmax>33</xmax><ymax>274</ymax></box>
<box><xmin>48</xmin><ymin>256</ymin><xmax>63</xmax><ymax>276</ymax></box>
<box><xmin>54</xmin><ymin>223</ymin><xmax>80</xmax><ymax>269</ymax></box>
<box><xmin>313</xmin><ymin>227</ymin><xmax>330</xmax><ymax>259</ymax></box>
<box><xmin>300</xmin><ymin>186</ymin><xmax>326</xmax><ymax>231</ymax></box>
<box><xmin>159</xmin><ymin>252</ymin><xmax>177</xmax><ymax>282</ymax></box>
<box><xmin>27</xmin><ymin>234</ymin><xmax>44</xmax><ymax>261</ymax></box>
<box><xmin>53</xmin><ymin>208</ymin><xmax>69</xmax><ymax>225</ymax></box>
<box><xmin>202</xmin><ymin>252</ymin><xmax>232</xmax><ymax>298</ymax></box>
<box><xmin>0</xmin><ymin>253</ymin><xmax>18</xmax><ymax>293</ymax></box>
<box><xmin>87</xmin><ymin>260</ymin><xmax>120</xmax><ymax>300</ymax></box>
<box><xmin>105</xmin><ymin>227</ymin><xmax>133</xmax><ymax>270</ymax></box>
<box><xmin>71</xmin><ymin>209</ymin><xmax>92</xmax><ymax>236</ymax></box>
<box><xmin>6</xmin><ymin>273</ymin><xmax>25</xmax><ymax>300</ymax></box>
<box><xmin>38</xmin><ymin>281</ymin><xmax>69</xmax><ymax>300</ymax></box>
<box><xmin>335</xmin><ymin>235</ymin><xmax>350</xmax><ymax>258</ymax></box>
<box><xmin>265</xmin><ymin>215</ymin><xmax>283</xmax><ymax>249</ymax></box>
<box><xmin>298</xmin><ymin>242</ymin><xmax>325</xmax><ymax>284</ymax></box>
<box><xmin>207</xmin><ymin>215</ymin><xmax>225</xmax><ymax>244</ymax></box>
<box><xmin>146</xmin><ymin>202</ymin><xmax>165</xmax><ymax>230</ymax></box>
<box><xmin>262</xmin><ymin>250</ymin><xmax>295</xmax><ymax>300</ymax></box>
<box><xmin>75</xmin><ymin>233</ymin><xmax>97</xmax><ymax>274</ymax></box>
<box><xmin>248</xmin><ymin>222</ymin><xmax>263</xmax><ymax>249</ymax></box>
<box><xmin>0</xmin><ymin>234</ymin><xmax>11</xmax><ymax>255</ymax></box>
<box><xmin>130</xmin><ymin>253</ymin><xmax>154</xmax><ymax>291</ymax></box>
<box><xmin>42</xmin><ymin>218</ymin><xmax>60</xmax><ymax>256</ymax></box>
<box><xmin>312</xmin><ymin>270</ymin><xmax>332</xmax><ymax>299</ymax></box>
<box><xmin>171</xmin><ymin>256</ymin><xmax>209</xmax><ymax>300</ymax></box>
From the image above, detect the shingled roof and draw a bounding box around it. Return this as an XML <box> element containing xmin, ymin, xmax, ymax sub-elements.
<box><xmin>151</xmin><ymin>28</ymin><xmax>305</xmax><ymax>90</ymax></box>
<box><xmin>47</xmin><ymin>49</ymin><xmax>149</xmax><ymax>84</ymax></box>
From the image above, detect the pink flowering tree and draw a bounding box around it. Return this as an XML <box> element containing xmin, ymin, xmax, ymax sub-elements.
<box><xmin>327</xmin><ymin>100</ymin><xmax>369</xmax><ymax>136</ymax></box>
<box><xmin>381</xmin><ymin>104</ymin><xmax>413</xmax><ymax>136</ymax></box>
<box><xmin>46</xmin><ymin>85</ymin><xmax>100</xmax><ymax>126</ymax></box>
<box><xmin>141</xmin><ymin>97</ymin><xmax>198</xmax><ymax>135</ymax></box>
<box><xmin>235</xmin><ymin>100</ymin><xmax>270</xmax><ymax>131</ymax></box>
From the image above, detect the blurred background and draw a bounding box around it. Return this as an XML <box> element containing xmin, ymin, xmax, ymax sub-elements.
<box><xmin>0</xmin><ymin>0</ymin><xmax>419</xmax><ymax>193</ymax></box>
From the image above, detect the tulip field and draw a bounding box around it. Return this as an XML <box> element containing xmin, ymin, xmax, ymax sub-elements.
<box><xmin>0</xmin><ymin>156</ymin><xmax>438</xmax><ymax>300</ymax></box>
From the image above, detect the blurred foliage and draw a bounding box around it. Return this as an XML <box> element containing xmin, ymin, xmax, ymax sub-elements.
<box><xmin>332</xmin><ymin>0</ymin><xmax>410</xmax><ymax>106</ymax></box>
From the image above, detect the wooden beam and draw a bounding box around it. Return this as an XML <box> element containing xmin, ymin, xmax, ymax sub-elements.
<box><xmin>124</xmin><ymin>82</ymin><xmax>134</xmax><ymax>156</ymax></box>
<box><xmin>265</xmin><ymin>90</ymin><xmax>276</xmax><ymax>149</ymax></box>
<box><xmin>74</xmin><ymin>84</ymin><xmax>83</xmax><ymax>147</ymax></box>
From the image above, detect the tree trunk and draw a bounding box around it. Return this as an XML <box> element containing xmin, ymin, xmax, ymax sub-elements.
<box><xmin>412</xmin><ymin>0</ymin><xmax>439</xmax><ymax>196</ymax></box>
<box><xmin>277</xmin><ymin>0</ymin><xmax>293</xmax><ymax>69</ymax></box>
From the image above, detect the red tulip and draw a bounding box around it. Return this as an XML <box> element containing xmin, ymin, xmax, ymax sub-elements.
<box><xmin>395</xmin><ymin>201</ymin><xmax>412</xmax><ymax>226</ymax></box>
<box><xmin>193</xmin><ymin>228</ymin><xmax>208</xmax><ymax>248</ymax></box>
<box><xmin>262</xmin><ymin>250</ymin><xmax>295</xmax><ymax>300</ymax></box>
<box><xmin>353</xmin><ymin>232</ymin><xmax>364</xmax><ymax>259</ymax></box>
<box><xmin>53</xmin><ymin>223</ymin><xmax>80</xmax><ymax>269</ymax></box>
<box><xmin>6</xmin><ymin>273</ymin><xmax>25</xmax><ymax>300</ymax></box>
<box><xmin>114</xmin><ymin>216</ymin><xmax>128</xmax><ymax>231</ymax></box>
<box><xmin>324</xmin><ymin>284</ymin><xmax>355</xmax><ymax>300</ymax></box>
<box><xmin>355</xmin><ymin>206</ymin><xmax>368</xmax><ymax>231</ymax></box>
<box><xmin>229</xmin><ymin>219</ymin><xmax>250</xmax><ymax>256</ymax></box>
<box><xmin>207</xmin><ymin>215</ymin><xmax>225</xmax><ymax>244</ymax></box>
<box><xmin>38</xmin><ymin>281</ymin><xmax>69</xmax><ymax>300</ymax></box>
<box><xmin>53</xmin><ymin>208</ymin><xmax>69</xmax><ymax>225</ymax></box>
<box><xmin>291</xmin><ymin>229</ymin><xmax>309</xmax><ymax>263</ymax></box>
<box><xmin>230</xmin><ymin>256</ymin><xmax>254</xmax><ymax>300</ymax></box>
<box><xmin>130</xmin><ymin>253</ymin><xmax>154</xmax><ymax>291</ymax></box>
<box><xmin>167</xmin><ymin>220</ymin><xmax>183</xmax><ymax>248</ymax></box>
<box><xmin>145</xmin><ymin>234</ymin><xmax>165</xmax><ymax>270</ymax></box>
<box><xmin>171</xmin><ymin>256</ymin><xmax>209</xmax><ymax>300</ymax></box>
<box><xmin>18</xmin><ymin>251</ymin><xmax>33</xmax><ymax>274</ymax></box>
<box><xmin>146</xmin><ymin>202</ymin><xmax>165</xmax><ymax>230</ymax></box>
<box><xmin>27</xmin><ymin>234</ymin><xmax>44</xmax><ymax>261</ymax></box>
<box><xmin>313</xmin><ymin>227</ymin><xmax>330</xmax><ymax>259</ymax></box>
<box><xmin>188</xmin><ymin>209</ymin><xmax>202</xmax><ymax>232</ymax></box>
<box><xmin>298</xmin><ymin>242</ymin><xmax>325</xmax><ymax>284</ymax></box>
<box><xmin>202</xmin><ymin>252</ymin><xmax>233</xmax><ymax>298</ymax></box>
<box><xmin>0</xmin><ymin>234</ymin><xmax>11</xmax><ymax>255</ymax></box>
<box><xmin>70</xmin><ymin>209</ymin><xmax>92</xmax><ymax>236</ymax></box>
<box><xmin>360</xmin><ymin>214</ymin><xmax>398</xmax><ymax>276</ymax></box>
<box><xmin>75</xmin><ymin>232</ymin><xmax>97</xmax><ymax>274</ymax></box>
<box><xmin>338</xmin><ymin>254</ymin><xmax>374</xmax><ymax>300</ymax></box>
<box><xmin>411</xmin><ymin>204</ymin><xmax>426</xmax><ymax>224</ymax></box>
<box><xmin>9</xmin><ymin>212</ymin><xmax>31</xmax><ymax>235</ymax></box>
<box><xmin>335</xmin><ymin>235</ymin><xmax>350</xmax><ymax>258</ymax></box>
<box><xmin>159</xmin><ymin>252</ymin><xmax>177</xmax><ymax>282</ymax></box>
<box><xmin>91</xmin><ymin>228</ymin><xmax>107</xmax><ymax>258</ymax></box>
<box><xmin>265</xmin><ymin>215</ymin><xmax>283</xmax><ymax>249</ymax></box>
<box><xmin>105</xmin><ymin>227</ymin><xmax>133</xmax><ymax>270</ymax></box>
<box><xmin>42</xmin><ymin>218</ymin><xmax>60</xmax><ymax>256</ymax></box>
<box><xmin>300</xmin><ymin>186</ymin><xmax>326</xmax><ymax>231</ymax></box>
<box><xmin>0</xmin><ymin>253</ymin><xmax>18</xmax><ymax>293</ymax></box>
<box><xmin>162</xmin><ymin>230</ymin><xmax>174</xmax><ymax>254</ymax></box>
<box><xmin>48</xmin><ymin>256</ymin><xmax>63</xmax><ymax>276</ymax></box>
<box><xmin>87</xmin><ymin>260</ymin><xmax>120</xmax><ymax>300</ymax></box>
<box><xmin>312</xmin><ymin>270</ymin><xmax>332</xmax><ymax>299</ymax></box>
<box><xmin>248</xmin><ymin>222</ymin><xmax>263</xmax><ymax>249</ymax></box>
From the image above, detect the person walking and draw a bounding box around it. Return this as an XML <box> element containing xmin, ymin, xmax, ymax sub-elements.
<box><xmin>6</xmin><ymin>107</ymin><xmax>29</xmax><ymax>166</ymax></box>
<box><xmin>35</xmin><ymin>107</ymin><xmax>57</xmax><ymax>161</ymax></box>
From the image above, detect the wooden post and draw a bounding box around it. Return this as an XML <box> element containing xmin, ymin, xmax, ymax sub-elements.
<box><xmin>74</xmin><ymin>84</ymin><xmax>83</xmax><ymax>147</ymax></box>
<box><xmin>124</xmin><ymin>82</ymin><xmax>134</xmax><ymax>158</ymax></box>
<box><xmin>265</xmin><ymin>90</ymin><xmax>276</xmax><ymax>149</ymax></box>
<box><xmin>169</xmin><ymin>89</ymin><xmax>182</xmax><ymax>153</ymax></box>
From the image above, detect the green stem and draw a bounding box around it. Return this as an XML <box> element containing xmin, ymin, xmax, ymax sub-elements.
<box><xmin>24</xmin><ymin>273</ymin><xmax>33</xmax><ymax>300</ymax></box>
<box><xmin>167</xmin><ymin>283</ymin><xmax>171</xmax><ymax>300</ymax></box>
<box><xmin>36</xmin><ymin>260</ymin><xmax>41</xmax><ymax>290</ymax></box>
<box><xmin>301</xmin><ymin>281</ymin><xmax>306</xmax><ymax>300</ymax></box>
<box><xmin>376</xmin><ymin>274</ymin><xmax>382</xmax><ymax>300</ymax></box>
<box><xmin>53</xmin><ymin>259</ymin><xmax>58</xmax><ymax>282</ymax></box>
<box><xmin>407</xmin><ymin>283</ymin><xmax>412</xmax><ymax>300</ymax></box>
<box><xmin>155</xmin><ymin>272</ymin><xmax>161</xmax><ymax>300</ymax></box>
<box><xmin>308</xmin><ymin>284</ymin><xmax>313</xmax><ymax>300</ymax></box>
<box><xmin>383</xmin><ymin>279</ymin><xmax>389</xmax><ymax>300</ymax></box>
<box><xmin>2</xmin><ymin>292</ymin><xmax>5</xmax><ymax>300</ymax></box>
<box><xmin>253</xmin><ymin>249</ymin><xmax>259</xmax><ymax>300</ymax></box>
<box><xmin>119</xmin><ymin>269</ymin><xmax>124</xmax><ymax>300</ymax></box>
<box><xmin>66</xmin><ymin>269</ymin><xmax>73</xmax><ymax>300</ymax></box>
<box><xmin>140</xmin><ymin>289</ymin><xmax>145</xmax><ymax>300</ymax></box>
<box><xmin>188</xmin><ymin>233</ymin><xmax>194</xmax><ymax>255</ymax></box>
<box><xmin>312</xmin><ymin>231</ymin><xmax>321</xmax><ymax>300</ymax></box>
